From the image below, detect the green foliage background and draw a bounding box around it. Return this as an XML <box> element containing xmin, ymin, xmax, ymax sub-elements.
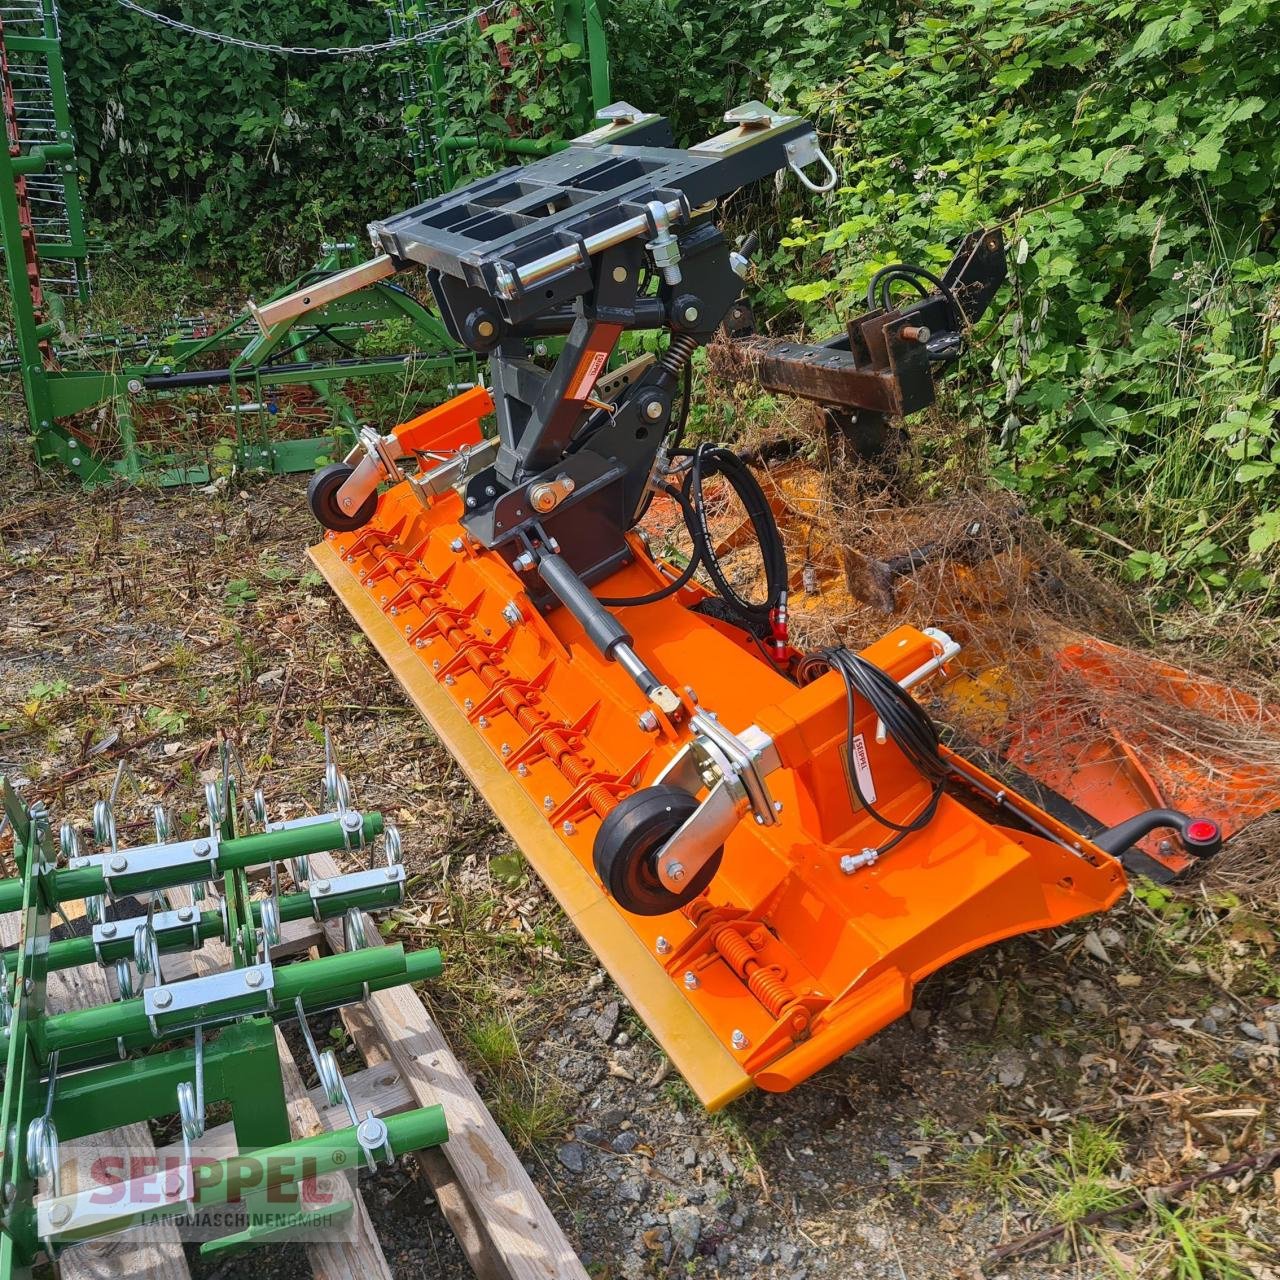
<box><xmin>58</xmin><ymin>0</ymin><xmax>1280</xmax><ymax>612</ymax></box>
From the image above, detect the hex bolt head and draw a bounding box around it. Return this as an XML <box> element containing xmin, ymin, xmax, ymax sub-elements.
<box><xmin>543</xmin><ymin>796</ymin><xmax>555</xmax><ymax>810</ymax></box>
<box><xmin>49</xmin><ymin>1202</ymin><xmax>71</xmax><ymax>1227</ymax></box>
<box><xmin>655</xmin><ymin>935</ymin><xmax>671</xmax><ymax>954</ymax></box>
<box><xmin>342</xmin><ymin>811</ymin><xmax>364</xmax><ymax>832</ymax></box>
<box><xmin>478</xmin><ymin>716</ymin><xmax>489</xmax><ymax>729</ymax></box>
<box><xmin>315</xmin><ymin>879</ymin><xmax>331</xmax><ymax>894</ymax></box>
<box><xmin>731</xmin><ymin>1029</ymin><xmax>749</xmax><ymax>1050</ymax></box>
<box><xmin>562</xmin><ymin>821</ymin><xmax>576</xmax><ymax>836</ymax></box>
<box><xmin>464</xmin><ymin>698</ymin><xmax>474</xmax><ymax>711</ymax></box>
<box><xmin>644</xmin><ymin>399</ymin><xmax>664</xmax><ymax>420</ymax></box>
<box><xmin>193</xmin><ymin>840</ymin><xmax>210</xmax><ymax>857</ymax></box>
<box><xmin>100</xmin><ymin>923</ymin><xmax>117</xmax><ymax>938</ymax></box>
<box><xmin>502</xmin><ymin>601</ymin><xmax>522</xmax><ymax>626</ymax></box>
<box><xmin>665</xmin><ymin>861</ymin><xmax>685</xmax><ymax>882</ymax></box>
<box><xmin>773</xmin><ymin>801</ymin><xmax>784</xmax><ymax>813</ymax></box>
<box><xmin>517</xmin><ymin>763</ymin><xmax>529</xmax><ymax>777</ymax></box>
<box><xmin>450</xmin><ymin>537</ymin><xmax>464</xmax><ymax>553</ymax></box>
<box><xmin>244</xmin><ymin>969</ymin><xmax>264</xmax><ymax>989</ymax></box>
<box><xmin>444</xmin><ymin>675</ymin><xmax>456</xmax><ymax>686</ymax></box>
<box><xmin>109</xmin><ymin>855</ymin><xmax>127</xmax><ymax>873</ymax></box>
<box><xmin>178</xmin><ymin>907</ymin><xmax>194</xmax><ymax>923</ymax></box>
<box><xmin>637</xmin><ymin>710</ymin><xmax>659</xmax><ymax>732</ymax></box>
<box><xmin>683</xmin><ymin>970</ymin><xmax>699</xmax><ymax>989</ymax></box>
<box><xmin>683</xmin><ymin>305</ymin><xmax>699</xmax><ymax>323</ymax></box>
<box><xmin>501</xmin><ymin>743</ymin><xmax>511</xmax><ymax>757</ymax></box>
<box><xmin>153</xmin><ymin>989</ymin><xmax>173</xmax><ymax>1009</ymax></box>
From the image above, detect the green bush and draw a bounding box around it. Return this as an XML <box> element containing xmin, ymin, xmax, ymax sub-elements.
<box><xmin>611</xmin><ymin>0</ymin><xmax>1280</xmax><ymax>610</ymax></box>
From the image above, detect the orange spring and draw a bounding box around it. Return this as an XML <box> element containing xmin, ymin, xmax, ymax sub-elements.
<box><xmin>362</xmin><ymin>533</ymin><xmax>620</xmax><ymax>823</ymax></box>
<box><xmin>709</xmin><ymin>923</ymin><xmax>796</xmax><ymax>1020</ymax></box>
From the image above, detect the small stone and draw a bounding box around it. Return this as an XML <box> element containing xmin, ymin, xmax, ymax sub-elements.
<box><xmin>1200</xmin><ymin>1016</ymin><xmax>1219</xmax><ymax>1034</ymax></box>
<box><xmin>681</xmin><ymin>1145</ymin><xmax>698</xmax><ymax>1167</ymax></box>
<box><xmin>595</xmin><ymin>1000</ymin><xmax>621</xmax><ymax>1041</ymax></box>
<box><xmin>1239</xmin><ymin>1022</ymin><xmax>1266</xmax><ymax>1042</ymax></box>
<box><xmin>612</xmin><ymin>1131</ymin><xmax>640</xmax><ymax>1154</ymax></box>
<box><xmin>618</xmin><ymin>1176</ymin><xmax>647</xmax><ymax>1203</ymax></box>
<box><xmin>994</xmin><ymin>1049</ymin><xmax>1027</xmax><ymax>1087</ymax></box>
<box><xmin>556</xmin><ymin>1142</ymin><xmax>586</xmax><ymax>1174</ymax></box>
<box><xmin>668</xmin><ymin>1207</ymin><xmax>702</xmax><ymax>1260</ymax></box>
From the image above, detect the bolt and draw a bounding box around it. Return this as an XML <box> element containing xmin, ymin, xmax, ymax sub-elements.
<box><xmin>637</xmin><ymin>710</ymin><xmax>659</xmax><ymax>732</ymax></box>
<box><xmin>900</xmin><ymin>324</ymin><xmax>931</xmax><ymax>344</ymax></box>
<box><xmin>655</xmin><ymin>935</ymin><xmax>670</xmax><ymax>954</ymax></box>
<box><xmin>731</xmin><ymin>1029</ymin><xmax>749</xmax><ymax>1051</ymax></box>
<box><xmin>684</xmin><ymin>685</ymin><xmax>698</xmax><ymax>704</ymax></box>
<box><xmin>754</xmin><ymin>814</ymin><xmax>765</xmax><ymax>825</ymax></box>
<box><xmin>415</xmin><ymin>638</ymin><xmax>425</xmax><ymax>648</ymax></box>
<box><xmin>543</xmin><ymin>796</ymin><xmax>554</xmax><ymax>811</ymax></box>
<box><xmin>109</xmin><ymin>855</ymin><xmax>127</xmax><ymax>873</ymax></box>
<box><xmin>444</xmin><ymin>674</ymin><xmax>456</xmax><ymax>686</ymax></box>
<box><xmin>562</xmin><ymin>820</ymin><xmax>576</xmax><ymax>836</ymax></box>
<box><xmin>49</xmin><ymin>1202</ymin><xmax>71</xmax><ymax>1227</ymax></box>
<box><xmin>683</xmin><ymin>970</ymin><xmax>699</xmax><ymax>989</ymax></box>
<box><xmin>450</xmin><ymin>537</ymin><xmax>464</xmax><ymax>553</ymax></box>
<box><xmin>463</xmin><ymin>697</ymin><xmax>474</xmax><ymax>712</ymax></box>
<box><xmin>612</xmin><ymin>266</ymin><xmax>628</xmax><ymax>283</ymax></box>
<box><xmin>244</xmin><ymin>968</ymin><xmax>264</xmax><ymax>989</ymax></box>
<box><xmin>386</xmin><ymin>866</ymin><xmax>398</xmax><ymax>881</ymax></box>
<box><xmin>178</xmin><ymin>907</ymin><xmax>194</xmax><ymax>923</ymax></box>
<box><xmin>315</xmin><ymin>879</ymin><xmax>331</xmax><ymax>894</ymax></box>
<box><xmin>23</xmin><ymin>979</ymin><xmax>33</xmax><ymax>995</ymax></box>
<box><xmin>773</xmin><ymin>801</ymin><xmax>783</xmax><ymax>813</ymax></box>
<box><xmin>477</xmin><ymin>319</ymin><xmax>495</xmax><ymax>338</ymax></box>
<box><xmin>153</xmin><ymin>989</ymin><xmax>173</xmax><ymax>1009</ymax></box>
<box><xmin>665</xmin><ymin>861</ymin><xmax>685</xmax><ymax>882</ymax></box>
<box><xmin>478</xmin><ymin>715</ymin><xmax>489</xmax><ymax>728</ymax></box>
<box><xmin>342</xmin><ymin>811</ymin><xmax>363</xmax><ymax>832</ymax></box>
<box><xmin>502</xmin><ymin>601</ymin><xmax>522</xmax><ymax>626</ymax></box>
<box><xmin>101</xmin><ymin>922</ymin><xmax>117</xmax><ymax>938</ymax></box>
<box><xmin>501</xmin><ymin>743</ymin><xmax>511</xmax><ymax>756</ymax></box>
<box><xmin>683</xmin><ymin>305</ymin><xmax>699</xmax><ymax>323</ymax></box>
<box><xmin>517</xmin><ymin>763</ymin><xmax>529</xmax><ymax>777</ymax></box>
<box><xmin>390</xmin><ymin>606</ymin><xmax>398</xmax><ymax>617</ymax></box>
<box><xmin>644</xmin><ymin>399</ymin><xmax>664</xmax><ymax>421</ymax></box>
<box><xmin>432</xmin><ymin>659</ymin><xmax>441</xmax><ymax>671</ymax></box>
<box><xmin>193</xmin><ymin>840</ymin><xmax>210</xmax><ymax>857</ymax></box>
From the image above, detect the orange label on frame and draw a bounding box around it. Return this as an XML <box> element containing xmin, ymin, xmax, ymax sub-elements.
<box><xmin>568</xmin><ymin>324</ymin><xmax>623</xmax><ymax>401</ymax></box>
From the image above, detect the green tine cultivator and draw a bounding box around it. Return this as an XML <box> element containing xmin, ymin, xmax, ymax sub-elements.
<box><xmin>0</xmin><ymin>739</ymin><xmax>446</xmax><ymax>1275</ymax></box>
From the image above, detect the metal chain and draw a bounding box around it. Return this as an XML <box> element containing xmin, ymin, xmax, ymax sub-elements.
<box><xmin>114</xmin><ymin>0</ymin><xmax>504</xmax><ymax>57</ymax></box>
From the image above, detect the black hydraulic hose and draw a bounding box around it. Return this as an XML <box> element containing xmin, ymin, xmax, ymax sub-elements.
<box><xmin>685</xmin><ymin>444</ymin><xmax>787</xmax><ymax>624</ymax></box>
<box><xmin>820</xmin><ymin>646</ymin><xmax>948</xmax><ymax>854</ymax></box>
<box><xmin>598</xmin><ymin>483</ymin><xmax>703</xmax><ymax>608</ymax></box>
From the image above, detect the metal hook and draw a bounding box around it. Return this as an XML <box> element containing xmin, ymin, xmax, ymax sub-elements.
<box><xmin>785</xmin><ymin>133</ymin><xmax>837</xmax><ymax>194</ymax></box>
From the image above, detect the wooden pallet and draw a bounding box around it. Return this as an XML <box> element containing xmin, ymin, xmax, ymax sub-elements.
<box><xmin>14</xmin><ymin>877</ymin><xmax>588</xmax><ymax>1280</ymax></box>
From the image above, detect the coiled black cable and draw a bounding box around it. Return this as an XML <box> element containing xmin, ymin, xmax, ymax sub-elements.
<box><xmin>818</xmin><ymin>646</ymin><xmax>948</xmax><ymax>854</ymax></box>
<box><xmin>602</xmin><ymin>443</ymin><xmax>787</xmax><ymax>622</ymax></box>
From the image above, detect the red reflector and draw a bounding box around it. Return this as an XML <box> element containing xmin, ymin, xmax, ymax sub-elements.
<box><xmin>1186</xmin><ymin>819</ymin><xmax>1219</xmax><ymax>842</ymax></box>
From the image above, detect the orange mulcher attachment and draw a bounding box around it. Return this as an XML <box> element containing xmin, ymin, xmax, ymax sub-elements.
<box><xmin>296</xmin><ymin>107</ymin><xmax>1223</xmax><ymax>1107</ymax></box>
<box><xmin>308</xmin><ymin>389</ymin><xmax>1151</xmax><ymax>1108</ymax></box>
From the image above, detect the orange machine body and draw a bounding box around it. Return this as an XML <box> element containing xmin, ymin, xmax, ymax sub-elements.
<box><xmin>312</xmin><ymin>394</ymin><xmax>1127</xmax><ymax>1108</ymax></box>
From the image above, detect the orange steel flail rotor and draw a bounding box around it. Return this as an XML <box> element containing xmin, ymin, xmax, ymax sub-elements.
<box><xmin>312</xmin><ymin>390</ymin><xmax>1128</xmax><ymax>1108</ymax></box>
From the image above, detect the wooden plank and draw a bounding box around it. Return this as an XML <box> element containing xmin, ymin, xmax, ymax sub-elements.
<box><xmin>0</xmin><ymin>915</ymin><xmax>191</xmax><ymax>1280</ymax></box>
<box><xmin>166</xmin><ymin>884</ymin><xmax>396</xmax><ymax>1280</ymax></box>
<box><xmin>308</xmin><ymin>850</ymin><xmax>589</xmax><ymax>1280</ymax></box>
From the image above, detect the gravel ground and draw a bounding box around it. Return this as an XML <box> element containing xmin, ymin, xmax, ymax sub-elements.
<box><xmin>1</xmin><ymin>454</ymin><xmax>1277</xmax><ymax>1280</ymax></box>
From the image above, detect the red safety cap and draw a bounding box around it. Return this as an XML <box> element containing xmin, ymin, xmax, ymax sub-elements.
<box><xmin>1185</xmin><ymin>818</ymin><xmax>1220</xmax><ymax>843</ymax></box>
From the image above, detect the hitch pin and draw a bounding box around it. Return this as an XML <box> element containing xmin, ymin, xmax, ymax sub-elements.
<box><xmin>876</xmin><ymin>628</ymin><xmax>962</xmax><ymax>744</ymax></box>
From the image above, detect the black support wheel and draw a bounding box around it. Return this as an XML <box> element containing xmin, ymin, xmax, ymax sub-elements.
<box><xmin>592</xmin><ymin>784</ymin><xmax>723</xmax><ymax>916</ymax></box>
<box><xmin>307</xmin><ymin>462</ymin><xmax>377</xmax><ymax>532</ymax></box>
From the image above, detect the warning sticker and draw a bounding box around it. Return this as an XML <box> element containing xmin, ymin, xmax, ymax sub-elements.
<box><xmin>851</xmin><ymin>733</ymin><xmax>877</xmax><ymax>804</ymax></box>
<box><xmin>569</xmin><ymin>348</ymin><xmax>609</xmax><ymax>401</ymax></box>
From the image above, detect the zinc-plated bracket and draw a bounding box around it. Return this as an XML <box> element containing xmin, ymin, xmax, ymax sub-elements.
<box><xmin>72</xmin><ymin>835</ymin><xmax>220</xmax><ymax>899</ymax></box>
<box><xmin>784</xmin><ymin>132</ymin><xmax>838</xmax><ymax>193</ymax></box>
<box><xmin>308</xmin><ymin>864</ymin><xmax>405</xmax><ymax>920</ymax></box>
<box><xmin>652</xmin><ymin>715</ymin><xmax>781</xmax><ymax>890</ymax></box>
<box><xmin>143</xmin><ymin>962</ymin><xmax>276</xmax><ymax>1037</ymax></box>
